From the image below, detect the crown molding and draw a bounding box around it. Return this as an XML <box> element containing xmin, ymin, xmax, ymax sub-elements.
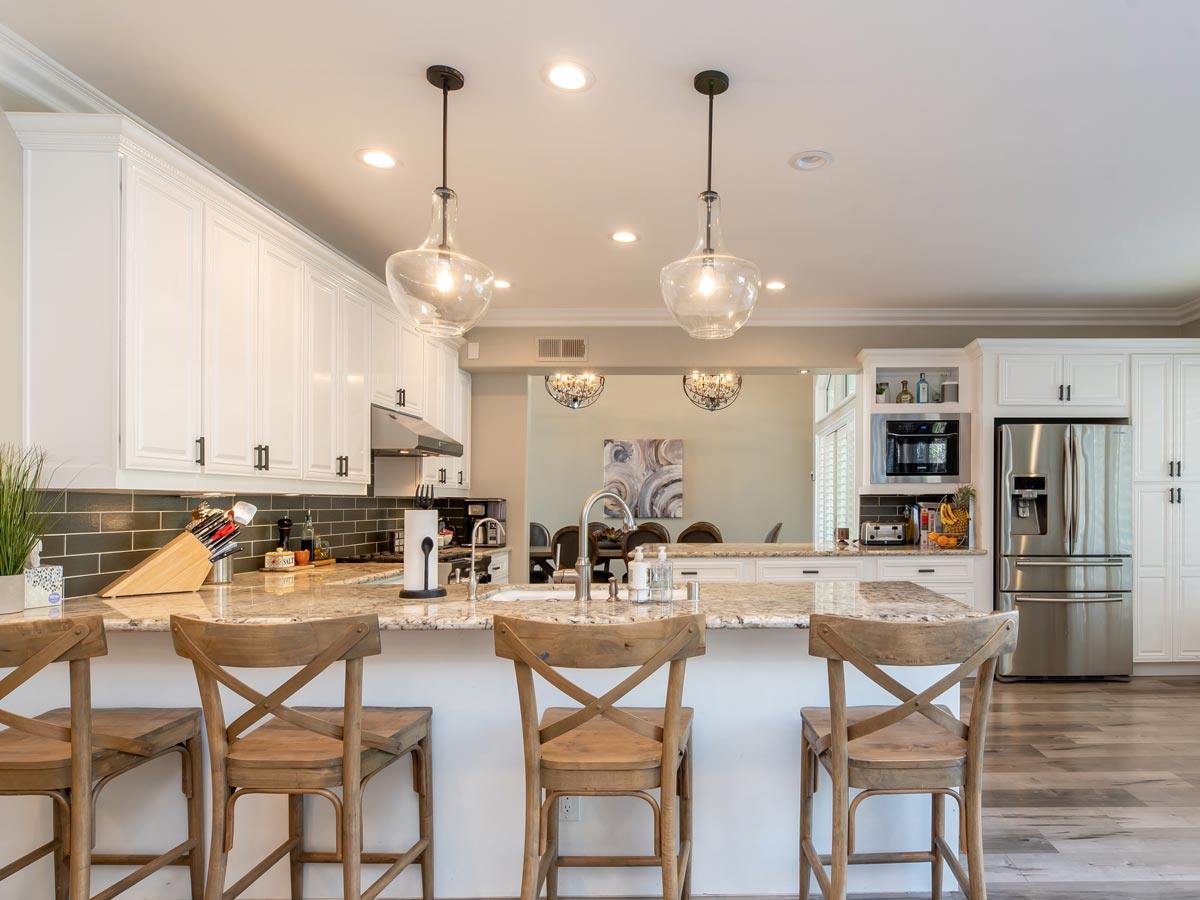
<box><xmin>479</xmin><ymin>300</ymin><xmax>1200</xmax><ymax>329</ymax></box>
<box><xmin>0</xmin><ymin>25</ymin><xmax>120</xmax><ymax>114</ymax></box>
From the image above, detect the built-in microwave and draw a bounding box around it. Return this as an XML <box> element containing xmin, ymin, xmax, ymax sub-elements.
<box><xmin>870</xmin><ymin>412</ymin><xmax>970</xmax><ymax>485</ymax></box>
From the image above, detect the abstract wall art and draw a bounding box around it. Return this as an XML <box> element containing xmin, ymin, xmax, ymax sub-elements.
<box><xmin>602</xmin><ymin>438</ymin><xmax>684</xmax><ymax>518</ymax></box>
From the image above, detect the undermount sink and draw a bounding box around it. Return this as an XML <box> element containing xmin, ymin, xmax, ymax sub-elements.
<box><xmin>483</xmin><ymin>586</ymin><xmax>689</xmax><ymax>603</ymax></box>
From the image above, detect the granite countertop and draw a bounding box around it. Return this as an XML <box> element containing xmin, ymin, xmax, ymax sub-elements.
<box><xmin>3</xmin><ymin>564</ymin><xmax>981</xmax><ymax>632</ymax></box>
<box><xmin>645</xmin><ymin>542</ymin><xmax>987</xmax><ymax>558</ymax></box>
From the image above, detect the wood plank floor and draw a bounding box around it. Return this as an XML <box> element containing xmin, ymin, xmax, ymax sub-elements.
<box><xmin>969</xmin><ymin>676</ymin><xmax>1200</xmax><ymax>898</ymax></box>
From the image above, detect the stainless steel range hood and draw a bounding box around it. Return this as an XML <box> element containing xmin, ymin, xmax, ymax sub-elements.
<box><xmin>370</xmin><ymin>405</ymin><xmax>462</xmax><ymax>458</ymax></box>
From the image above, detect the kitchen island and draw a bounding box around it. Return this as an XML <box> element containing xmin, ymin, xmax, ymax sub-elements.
<box><xmin>0</xmin><ymin>569</ymin><xmax>980</xmax><ymax>899</ymax></box>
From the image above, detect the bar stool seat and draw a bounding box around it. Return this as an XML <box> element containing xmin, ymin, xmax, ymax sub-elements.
<box><xmin>540</xmin><ymin>706</ymin><xmax>694</xmax><ymax>775</ymax></box>
<box><xmin>227</xmin><ymin>706</ymin><xmax>430</xmax><ymax>786</ymax></box>
<box><xmin>0</xmin><ymin>707</ymin><xmax>199</xmax><ymax>785</ymax></box>
<box><xmin>801</xmin><ymin>705</ymin><xmax>966</xmax><ymax>788</ymax></box>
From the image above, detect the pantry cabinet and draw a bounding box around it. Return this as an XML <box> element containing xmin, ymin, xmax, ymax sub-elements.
<box><xmin>997</xmin><ymin>352</ymin><xmax>1127</xmax><ymax>409</ymax></box>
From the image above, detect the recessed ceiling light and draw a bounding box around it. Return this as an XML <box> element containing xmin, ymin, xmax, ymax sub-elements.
<box><xmin>611</xmin><ymin>230</ymin><xmax>639</xmax><ymax>243</ymax></box>
<box><xmin>495</xmin><ymin>278</ymin><xmax>511</xmax><ymax>289</ymax></box>
<box><xmin>765</xmin><ymin>280</ymin><xmax>786</xmax><ymax>291</ymax></box>
<box><xmin>542</xmin><ymin>61</ymin><xmax>594</xmax><ymax>92</ymax></box>
<box><xmin>800</xmin><ymin>369</ymin><xmax>810</xmax><ymax>375</ymax></box>
<box><xmin>789</xmin><ymin>150</ymin><xmax>832</xmax><ymax>171</ymax></box>
<box><xmin>357</xmin><ymin>148</ymin><xmax>397</xmax><ymax>169</ymax></box>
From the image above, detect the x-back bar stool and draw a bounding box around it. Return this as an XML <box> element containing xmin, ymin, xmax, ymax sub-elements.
<box><xmin>170</xmin><ymin>613</ymin><xmax>432</xmax><ymax>900</ymax></box>
<box><xmin>800</xmin><ymin>612</ymin><xmax>1019</xmax><ymax>900</ymax></box>
<box><xmin>494</xmin><ymin>613</ymin><xmax>706</xmax><ymax>900</ymax></box>
<box><xmin>0</xmin><ymin>615</ymin><xmax>203</xmax><ymax>900</ymax></box>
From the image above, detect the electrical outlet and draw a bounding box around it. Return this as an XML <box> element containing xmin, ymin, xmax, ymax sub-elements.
<box><xmin>559</xmin><ymin>795</ymin><xmax>581</xmax><ymax>821</ymax></box>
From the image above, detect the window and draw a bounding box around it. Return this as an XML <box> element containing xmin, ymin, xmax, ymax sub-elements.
<box><xmin>814</xmin><ymin>411</ymin><xmax>856</xmax><ymax>543</ymax></box>
<box><xmin>814</xmin><ymin>372</ymin><xmax>858</xmax><ymax>421</ymax></box>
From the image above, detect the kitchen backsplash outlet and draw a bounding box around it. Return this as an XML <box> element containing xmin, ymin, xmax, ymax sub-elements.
<box><xmin>36</xmin><ymin>490</ymin><xmax>468</xmax><ymax>598</ymax></box>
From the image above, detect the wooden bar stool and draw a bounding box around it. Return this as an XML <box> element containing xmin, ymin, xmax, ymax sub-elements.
<box><xmin>170</xmin><ymin>614</ymin><xmax>432</xmax><ymax>900</ymax></box>
<box><xmin>799</xmin><ymin>612</ymin><xmax>1019</xmax><ymax>900</ymax></box>
<box><xmin>0</xmin><ymin>615</ymin><xmax>203</xmax><ymax>900</ymax></box>
<box><xmin>493</xmin><ymin>613</ymin><xmax>706</xmax><ymax>900</ymax></box>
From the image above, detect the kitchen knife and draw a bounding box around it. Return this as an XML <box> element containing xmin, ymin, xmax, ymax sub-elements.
<box><xmin>207</xmin><ymin>528</ymin><xmax>241</xmax><ymax>557</ymax></box>
<box><xmin>206</xmin><ymin>521</ymin><xmax>238</xmax><ymax>546</ymax></box>
<box><xmin>210</xmin><ymin>542</ymin><xmax>242</xmax><ymax>563</ymax></box>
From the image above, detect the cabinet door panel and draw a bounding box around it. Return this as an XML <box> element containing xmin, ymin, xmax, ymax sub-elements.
<box><xmin>399</xmin><ymin>321</ymin><xmax>426</xmax><ymax>416</ymax></box>
<box><xmin>340</xmin><ymin>287</ymin><xmax>371</xmax><ymax>482</ymax></box>
<box><xmin>370</xmin><ymin>302</ymin><xmax>401</xmax><ymax>408</ymax></box>
<box><xmin>997</xmin><ymin>354</ymin><xmax>1063</xmax><ymax>406</ymax></box>
<box><xmin>257</xmin><ymin>240</ymin><xmax>304</xmax><ymax>478</ymax></box>
<box><xmin>203</xmin><ymin>208</ymin><xmax>259</xmax><ymax>474</ymax></box>
<box><xmin>304</xmin><ymin>269</ymin><xmax>340</xmax><ymax>481</ymax></box>
<box><xmin>122</xmin><ymin>163</ymin><xmax>204</xmax><ymax>472</ymax></box>
<box><xmin>1177</xmin><ymin>357</ymin><xmax>1200</xmax><ymax>483</ymax></box>
<box><xmin>1176</xmin><ymin>486</ymin><xmax>1200</xmax><ymax>659</ymax></box>
<box><xmin>1132</xmin><ymin>355</ymin><xmax>1174</xmax><ymax>482</ymax></box>
<box><xmin>1134</xmin><ymin>485</ymin><xmax>1172</xmax><ymax>661</ymax></box>
<box><xmin>1064</xmin><ymin>354</ymin><xmax>1128</xmax><ymax>407</ymax></box>
<box><xmin>457</xmin><ymin>369</ymin><xmax>472</xmax><ymax>491</ymax></box>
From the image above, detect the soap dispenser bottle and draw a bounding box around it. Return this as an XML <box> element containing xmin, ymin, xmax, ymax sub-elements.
<box><xmin>628</xmin><ymin>546</ymin><xmax>650</xmax><ymax>604</ymax></box>
<box><xmin>650</xmin><ymin>546</ymin><xmax>674</xmax><ymax>603</ymax></box>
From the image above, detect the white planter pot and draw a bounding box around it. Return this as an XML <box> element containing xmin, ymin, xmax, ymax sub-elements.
<box><xmin>0</xmin><ymin>573</ymin><xmax>24</xmax><ymax>615</ymax></box>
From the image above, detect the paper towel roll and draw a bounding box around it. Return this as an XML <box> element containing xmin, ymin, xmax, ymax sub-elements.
<box><xmin>402</xmin><ymin>509</ymin><xmax>444</xmax><ymax>597</ymax></box>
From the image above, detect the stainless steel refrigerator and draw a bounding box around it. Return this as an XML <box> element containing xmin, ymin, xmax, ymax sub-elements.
<box><xmin>995</xmin><ymin>422</ymin><xmax>1133</xmax><ymax>678</ymax></box>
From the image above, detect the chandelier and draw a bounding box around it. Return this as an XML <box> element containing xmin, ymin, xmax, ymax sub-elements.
<box><xmin>545</xmin><ymin>373</ymin><xmax>605</xmax><ymax>410</ymax></box>
<box><xmin>682</xmin><ymin>371</ymin><xmax>742</xmax><ymax>411</ymax></box>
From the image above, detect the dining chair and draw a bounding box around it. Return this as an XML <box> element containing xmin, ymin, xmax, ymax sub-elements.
<box><xmin>529</xmin><ymin>522</ymin><xmax>553</xmax><ymax>582</ymax></box>
<box><xmin>764</xmin><ymin>522</ymin><xmax>784</xmax><ymax>543</ymax></box>
<box><xmin>493</xmin><ymin>614</ymin><xmax>706</xmax><ymax>900</ymax></box>
<box><xmin>799</xmin><ymin>611</ymin><xmax>1019</xmax><ymax>900</ymax></box>
<box><xmin>621</xmin><ymin>527</ymin><xmax>669</xmax><ymax>581</ymax></box>
<box><xmin>677</xmin><ymin>522</ymin><xmax>723</xmax><ymax>544</ymax></box>
<box><xmin>0</xmin><ymin>615</ymin><xmax>203</xmax><ymax>900</ymax></box>
<box><xmin>550</xmin><ymin>526</ymin><xmax>612</xmax><ymax>582</ymax></box>
<box><xmin>171</xmin><ymin>614</ymin><xmax>433</xmax><ymax>900</ymax></box>
<box><xmin>641</xmin><ymin>522</ymin><xmax>671</xmax><ymax>542</ymax></box>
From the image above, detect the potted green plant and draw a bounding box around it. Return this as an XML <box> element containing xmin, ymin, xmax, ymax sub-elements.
<box><xmin>0</xmin><ymin>445</ymin><xmax>59</xmax><ymax>614</ymax></box>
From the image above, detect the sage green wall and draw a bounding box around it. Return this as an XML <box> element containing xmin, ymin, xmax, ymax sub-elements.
<box><xmin>527</xmin><ymin>374</ymin><xmax>814</xmax><ymax>544</ymax></box>
<box><xmin>0</xmin><ymin>110</ymin><xmax>21</xmax><ymax>443</ymax></box>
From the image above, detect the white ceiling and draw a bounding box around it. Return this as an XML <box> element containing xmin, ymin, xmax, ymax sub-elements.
<box><xmin>4</xmin><ymin>0</ymin><xmax>1200</xmax><ymax>319</ymax></box>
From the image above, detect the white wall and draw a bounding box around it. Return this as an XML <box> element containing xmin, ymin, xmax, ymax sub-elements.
<box><xmin>0</xmin><ymin>108</ymin><xmax>22</xmax><ymax>443</ymax></box>
<box><xmin>528</xmin><ymin>374</ymin><xmax>814</xmax><ymax>542</ymax></box>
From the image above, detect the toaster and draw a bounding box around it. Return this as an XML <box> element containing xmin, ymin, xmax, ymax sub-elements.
<box><xmin>860</xmin><ymin>521</ymin><xmax>907</xmax><ymax>545</ymax></box>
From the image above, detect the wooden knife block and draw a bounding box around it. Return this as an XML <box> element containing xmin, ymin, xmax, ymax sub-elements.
<box><xmin>98</xmin><ymin>531</ymin><xmax>212</xmax><ymax>598</ymax></box>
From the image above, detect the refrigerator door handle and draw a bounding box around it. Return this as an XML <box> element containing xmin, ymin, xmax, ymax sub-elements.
<box><xmin>1062</xmin><ymin>427</ymin><xmax>1075</xmax><ymax>552</ymax></box>
<box><xmin>1015</xmin><ymin>594</ymin><xmax>1126</xmax><ymax>604</ymax></box>
<box><xmin>1015</xmin><ymin>558</ymin><xmax>1125</xmax><ymax>567</ymax></box>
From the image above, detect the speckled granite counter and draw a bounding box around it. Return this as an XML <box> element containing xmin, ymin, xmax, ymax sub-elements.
<box><xmin>4</xmin><ymin>565</ymin><xmax>980</xmax><ymax>631</ymax></box>
<box><xmin>646</xmin><ymin>542</ymin><xmax>987</xmax><ymax>557</ymax></box>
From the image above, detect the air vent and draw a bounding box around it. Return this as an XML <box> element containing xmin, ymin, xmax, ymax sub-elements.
<box><xmin>536</xmin><ymin>336</ymin><xmax>588</xmax><ymax>362</ymax></box>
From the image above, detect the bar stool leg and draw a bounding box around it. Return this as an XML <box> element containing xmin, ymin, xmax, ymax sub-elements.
<box><xmin>931</xmin><ymin>792</ymin><xmax>945</xmax><ymax>900</ymax></box>
<box><xmin>799</xmin><ymin>737</ymin><xmax>813</xmax><ymax>900</ymax></box>
<box><xmin>545</xmin><ymin>795</ymin><xmax>559</xmax><ymax>900</ymax></box>
<box><xmin>518</xmin><ymin>775</ymin><xmax>541</xmax><ymax>900</ymax></box>
<box><xmin>964</xmin><ymin>777</ymin><xmax>986</xmax><ymax>900</ymax></box>
<box><xmin>68</xmin><ymin>660</ymin><xmax>92</xmax><ymax>900</ymax></box>
<box><xmin>288</xmin><ymin>794</ymin><xmax>305</xmax><ymax>900</ymax></box>
<box><xmin>828</xmin><ymin>763</ymin><xmax>849</xmax><ymax>900</ymax></box>
<box><xmin>205</xmin><ymin>780</ymin><xmax>230</xmax><ymax>900</ymax></box>
<box><xmin>184</xmin><ymin>735</ymin><xmax>205</xmax><ymax>900</ymax></box>
<box><xmin>52</xmin><ymin>794</ymin><xmax>69</xmax><ymax>900</ymax></box>
<box><xmin>417</xmin><ymin>733</ymin><xmax>434</xmax><ymax>900</ymax></box>
<box><xmin>660</xmin><ymin>764</ymin><xmax>679</xmax><ymax>900</ymax></box>
<box><xmin>679</xmin><ymin>734</ymin><xmax>693</xmax><ymax>900</ymax></box>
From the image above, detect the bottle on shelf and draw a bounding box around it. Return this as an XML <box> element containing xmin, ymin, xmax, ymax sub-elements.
<box><xmin>896</xmin><ymin>379</ymin><xmax>914</xmax><ymax>403</ymax></box>
<box><xmin>916</xmin><ymin>372</ymin><xmax>930</xmax><ymax>403</ymax></box>
<box><xmin>300</xmin><ymin>510</ymin><xmax>315</xmax><ymax>554</ymax></box>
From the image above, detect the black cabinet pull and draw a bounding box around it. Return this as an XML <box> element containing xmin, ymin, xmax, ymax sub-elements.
<box><xmin>1066</xmin><ymin>384</ymin><xmax>1072</xmax><ymax>401</ymax></box>
<box><xmin>1170</xmin><ymin>487</ymin><xmax>1176</xmax><ymax>504</ymax></box>
<box><xmin>802</xmin><ymin>569</ymin><xmax>820</xmax><ymax>574</ymax></box>
<box><xmin>1058</xmin><ymin>384</ymin><xmax>1064</xmax><ymax>401</ymax></box>
<box><xmin>1171</xmin><ymin>460</ymin><xmax>1176</xmax><ymax>477</ymax></box>
<box><xmin>253</xmin><ymin>445</ymin><xmax>262</xmax><ymax>470</ymax></box>
<box><xmin>263</xmin><ymin>444</ymin><xmax>270</xmax><ymax>471</ymax></box>
<box><xmin>400</xmin><ymin>388</ymin><xmax>407</xmax><ymax>407</ymax></box>
<box><xmin>458</xmin><ymin>470</ymin><xmax>463</xmax><ymax>485</ymax></box>
<box><xmin>918</xmin><ymin>568</ymin><xmax>936</xmax><ymax>573</ymax></box>
<box><xmin>680</xmin><ymin>570</ymin><xmax>698</xmax><ymax>576</ymax></box>
<box><xmin>195</xmin><ymin>437</ymin><xmax>205</xmax><ymax>466</ymax></box>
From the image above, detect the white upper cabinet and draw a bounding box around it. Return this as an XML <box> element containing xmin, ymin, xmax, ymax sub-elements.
<box><xmin>370</xmin><ymin>301</ymin><xmax>402</xmax><ymax>409</ymax></box>
<box><xmin>121</xmin><ymin>161</ymin><xmax>204</xmax><ymax>473</ymax></box>
<box><xmin>1177</xmin><ymin>356</ymin><xmax>1200</xmax><ymax>483</ymax></box>
<box><xmin>997</xmin><ymin>354</ymin><xmax>1063</xmax><ymax>406</ymax></box>
<box><xmin>1133</xmin><ymin>355</ymin><xmax>1174</xmax><ymax>481</ymax></box>
<box><xmin>340</xmin><ymin>287</ymin><xmax>372</xmax><ymax>483</ymax></box>
<box><xmin>202</xmin><ymin>207</ymin><xmax>260</xmax><ymax>475</ymax></box>
<box><xmin>998</xmin><ymin>352</ymin><xmax>1127</xmax><ymax>409</ymax></box>
<box><xmin>304</xmin><ymin>267</ymin><xmax>341</xmax><ymax>482</ymax></box>
<box><xmin>457</xmin><ymin>369</ymin><xmax>472</xmax><ymax>491</ymax></box>
<box><xmin>399</xmin><ymin>321</ymin><xmax>426</xmax><ymax>417</ymax></box>
<box><xmin>256</xmin><ymin>239</ymin><xmax>305</xmax><ymax>478</ymax></box>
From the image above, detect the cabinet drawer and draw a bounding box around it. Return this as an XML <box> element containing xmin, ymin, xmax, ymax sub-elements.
<box><xmin>674</xmin><ymin>561</ymin><xmax>747</xmax><ymax>583</ymax></box>
<box><xmin>877</xmin><ymin>557</ymin><xmax>975</xmax><ymax>582</ymax></box>
<box><xmin>911</xmin><ymin>581</ymin><xmax>975</xmax><ymax>607</ymax></box>
<box><xmin>754</xmin><ymin>559</ymin><xmax>863</xmax><ymax>582</ymax></box>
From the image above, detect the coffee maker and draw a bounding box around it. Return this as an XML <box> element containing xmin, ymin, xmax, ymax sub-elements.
<box><xmin>464</xmin><ymin>498</ymin><xmax>506</xmax><ymax>546</ymax></box>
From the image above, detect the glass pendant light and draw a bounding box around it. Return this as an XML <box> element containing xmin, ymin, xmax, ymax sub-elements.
<box><xmin>386</xmin><ymin>65</ymin><xmax>494</xmax><ymax>337</ymax></box>
<box><xmin>660</xmin><ymin>70</ymin><xmax>761</xmax><ymax>340</ymax></box>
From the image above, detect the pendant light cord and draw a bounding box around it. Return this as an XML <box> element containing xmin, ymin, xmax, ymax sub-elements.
<box><xmin>439</xmin><ymin>76</ymin><xmax>449</xmax><ymax>249</ymax></box>
<box><xmin>704</xmin><ymin>82</ymin><xmax>715</xmax><ymax>254</ymax></box>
